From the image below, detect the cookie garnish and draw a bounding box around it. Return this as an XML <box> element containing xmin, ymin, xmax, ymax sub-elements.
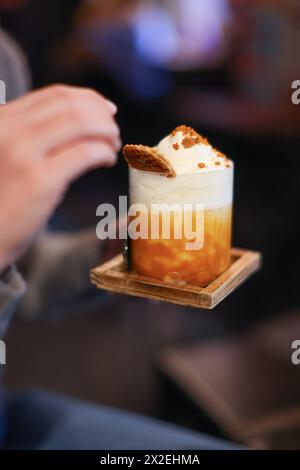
<box><xmin>123</xmin><ymin>144</ymin><xmax>176</xmax><ymax>178</ymax></box>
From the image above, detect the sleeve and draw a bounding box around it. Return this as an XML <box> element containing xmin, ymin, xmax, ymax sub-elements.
<box><xmin>0</xmin><ymin>266</ymin><xmax>27</xmax><ymax>339</ymax></box>
<box><xmin>0</xmin><ymin>28</ymin><xmax>31</xmax><ymax>101</ymax></box>
<box><xmin>17</xmin><ymin>229</ymin><xmax>108</xmax><ymax>320</ymax></box>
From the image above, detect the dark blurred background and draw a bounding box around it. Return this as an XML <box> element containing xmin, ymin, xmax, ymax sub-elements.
<box><xmin>2</xmin><ymin>0</ymin><xmax>300</xmax><ymax>449</ymax></box>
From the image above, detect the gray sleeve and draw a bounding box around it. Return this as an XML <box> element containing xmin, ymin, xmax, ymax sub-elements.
<box><xmin>0</xmin><ymin>30</ymin><xmax>29</xmax><ymax>337</ymax></box>
<box><xmin>17</xmin><ymin>230</ymin><xmax>108</xmax><ymax>320</ymax></box>
<box><xmin>0</xmin><ymin>266</ymin><xmax>27</xmax><ymax>338</ymax></box>
<box><xmin>0</xmin><ymin>28</ymin><xmax>31</xmax><ymax>101</ymax></box>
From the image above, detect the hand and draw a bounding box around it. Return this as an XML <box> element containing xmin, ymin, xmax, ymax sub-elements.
<box><xmin>0</xmin><ymin>84</ymin><xmax>121</xmax><ymax>271</ymax></box>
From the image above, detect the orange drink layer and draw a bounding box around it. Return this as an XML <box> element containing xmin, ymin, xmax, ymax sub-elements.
<box><xmin>130</xmin><ymin>206</ymin><xmax>232</xmax><ymax>287</ymax></box>
<box><xmin>129</xmin><ymin>165</ymin><xmax>234</xmax><ymax>287</ymax></box>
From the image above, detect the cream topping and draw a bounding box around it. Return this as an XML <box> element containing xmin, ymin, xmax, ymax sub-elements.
<box><xmin>156</xmin><ymin>126</ymin><xmax>232</xmax><ymax>176</ymax></box>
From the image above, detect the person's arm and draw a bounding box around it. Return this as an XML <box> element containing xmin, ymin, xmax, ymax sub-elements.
<box><xmin>0</xmin><ymin>84</ymin><xmax>121</xmax><ymax>273</ymax></box>
<box><xmin>17</xmin><ymin>213</ymin><xmax>126</xmax><ymax>319</ymax></box>
<box><xmin>0</xmin><ymin>266</ymin><xmax>26</xmax><ymax>337</ymax></box>
<box><xmin>17</xmin><ymin>230</ymin><xmax>108</xmax><ymax>319</ymax></box>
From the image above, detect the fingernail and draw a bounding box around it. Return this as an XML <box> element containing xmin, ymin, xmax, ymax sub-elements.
<box><xmin>105</xmin><ymin>99</ymin><xmax>118</xmax><ymax>114</ymax></box>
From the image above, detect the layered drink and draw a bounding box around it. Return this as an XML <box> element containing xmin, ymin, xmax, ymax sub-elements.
<box><xmin>123</xmin><ymin>126</ymin><xmax>234</xmax><ymax>287</ymax></box>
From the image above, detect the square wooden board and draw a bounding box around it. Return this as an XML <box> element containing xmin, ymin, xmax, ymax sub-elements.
<box><xmin>90</xmin><ymin>248</ymin><xmax>262</xmax><ymax>310</ymax></box>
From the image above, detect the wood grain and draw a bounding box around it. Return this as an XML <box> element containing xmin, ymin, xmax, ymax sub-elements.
<box><xmin>90</xmin><ymin>248</ymin><xmax>262</xmax><ymax>310</ymax></box>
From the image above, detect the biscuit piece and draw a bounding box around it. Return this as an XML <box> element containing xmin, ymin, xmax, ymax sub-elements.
<box><xmin>123</xmin><ymin>144</ymin><xmax>176</xmax><ymax>178</ymax></box>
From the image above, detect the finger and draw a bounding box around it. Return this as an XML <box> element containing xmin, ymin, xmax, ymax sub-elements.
<box><xmin>31</xmin><ymin>109</ymin><xmax>121</xmax><ymax>156</ymax></box>
<box><xmin>26</xmin><ymin>92</ymin><xmax>118</xmax><ymax>127</ymax></box>
<box><xmin>45</xmin><ymin>139</ymin><xmax>118</xmax><ymax>185</ymax></box>
<box><xmin>28</xmin><ymin>86</ymin><xmax>118</xmax><ymax>124</ymax></box>
<box><xmin>1</xmin><ymin>85</ymin><xmax>118</xmax><ymax>119</ymax></box>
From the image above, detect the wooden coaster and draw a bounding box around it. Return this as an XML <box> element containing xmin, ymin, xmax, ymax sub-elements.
<box><xmin>90</xmin><ymin>248</ymin><xmax>261</xmax><ymax>310</ymax></box>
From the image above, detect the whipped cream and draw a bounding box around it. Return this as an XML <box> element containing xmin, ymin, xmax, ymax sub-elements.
<box><xmin>156</xmin><ymin>127</ymin><xmax>232</xmax><ymax>176</ymax></box>
<box><xmin>129</xmin><ymin>126</ymin><xmax>234</xmax><ymax>210</ymax></box>
<box><xmin>130</xmin><ymin>167</ymin><xmax>233</xmax><ymax>210</ymax></box>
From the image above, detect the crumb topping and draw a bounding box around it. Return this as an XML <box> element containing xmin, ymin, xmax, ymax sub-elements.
<box><xmin>171</xmin><ymin>125</ymin><xmax>193</xmax><ymax>136</ymax></box>
<box><xmin>216</xmin><ymin>151</ymin><xmax>226</xmax><ymax>158</ymax></box>
<box><xmin>182</xmin><ymin>136</ymin><xmax>199</xmax><ymax>148</ymax></box>
<box><xmin>155</xmin><ymin>125</ymin><xmax>233</xmax><ymax>173</ymax></box>
<box><xmin>172</xmin><ymin>125</ymin><xmax>208</xmax><ymax>148</ymax></box>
